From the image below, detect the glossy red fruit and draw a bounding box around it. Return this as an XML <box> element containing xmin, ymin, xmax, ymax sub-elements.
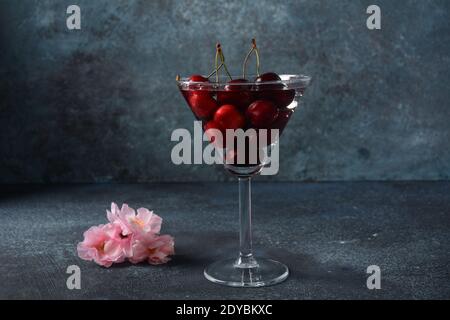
<box><xmin>254</xmin><ymin>73</ymin><xmax>295</xmax><ymax>108</ymax></box>
<box><xmin>214</xmin><ymin>105</ymin><xmax>246</xmax><ymax>130</ymax></box>
<box><xmin>189</xmin><ymin>75</ymin><xmax>209</xmax><ymax>82</ymax></box>
<box><xmin>217</xmin><ymin>79</ymin><xmax>253</xmax><ymax>111</ymax></box>
<box><xmin>254</xmin><ymin>72</ymin><xmax>284</xmax><ymax>90</ymax></box>
<box><xmin>246</xmin><ymin>100</ymin><xmax>279</xmax><ymax>128</ymax></box>
<box><xmin>270</xmin><ymin>89</ymin><xmax>296</xmax><ymax>108</ymax></box>
<box><xmin>188</xmin><ymin>91</ymin><xmax>218</xmax><ymax>119</ymax></box>
<box><xmin>257</xmin><ymin>89</ymin><xmax>296</xmax><ymax>109</ymax></box>
<box><xmin>188</xmin><ymin>75</ymin><xmax>210</xmax><ymax>91</ymax></box>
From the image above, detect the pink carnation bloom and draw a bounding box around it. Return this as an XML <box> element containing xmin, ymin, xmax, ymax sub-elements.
<box><xmin>107</xmin><ymin>203</ymin><xmax>162</xmax><ymax>237</ymax></box>
<box><xmin>77</xmin><ymin>223</ymin><xmax>131</xmax><ymax>267</ymax></box>
<box><xmin>129</xmin><ymin>234</ymin><xmax>175</xmax><ymax>265</ymax></box>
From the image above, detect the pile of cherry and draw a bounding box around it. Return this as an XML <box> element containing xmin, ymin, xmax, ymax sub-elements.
<box><xmin>182</xmin><ymin>72</ymin><xmax>295</xmax><ymax>130</ymax></box>
<box><xmin>179</xmin><ymin>40</ymin><xmax>297</xmax><ymax>159</ymax></box>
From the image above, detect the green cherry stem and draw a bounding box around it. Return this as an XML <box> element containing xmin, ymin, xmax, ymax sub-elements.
<box><xmin>253</xmin><ymin>39</ymin><xmax>261</xmax><ymax>77</ymax></box>
<box><xmin>242</xmin><ymin>48</ymin><xmax>254</xmax><ymax>79</ymax></box>
<box><xmin>242</xmin><ymin>39</ymin><xmax>260</xmax><ymax>79</ymax></box>
<box><xmin>218</xmin><ymin>46</ymin><xmax>233</xmax><ymax>81</ymax></box>
<box><xmin>207</xmin><ymin>63</ymin><xmax>224</xmax><ymax>79</ymax></box>
<box><xmin>215</xmin><ymin>43</ymin><xmax>220</xmax><ymax>83</ymax></box>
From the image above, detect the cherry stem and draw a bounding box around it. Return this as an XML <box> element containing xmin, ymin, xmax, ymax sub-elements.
<box><xmin>176</xmin><ymin>74</ymin><xmax>181</xmax><ymax>81</ymax></box>
<box><xmin>242</xmin><ymin>47</ymin><xmax>254</xmax><ymax>79</ymax></box>
<box><xmin>253</xmin><ymin>39</ymin><xmax>261</xmax><ymax>77</ymax></box>
<box><xmin>242</xmin><ymin>39</ymin><xmax>260</xmax><ymax>79</ymax></box>
<box><xmin>218</xmin><ymin>47</ymin><xmax>233</xmax><ymax>81</ymax></box>
<box><xmin>207</xmin><ymin>62</ymin><xmax>224</xmax><ymax>79</ymax></box>
<box><xmin>215</xmin><ymin>44</ymin><xmax>220</xmax><ymax>83</ymax></box>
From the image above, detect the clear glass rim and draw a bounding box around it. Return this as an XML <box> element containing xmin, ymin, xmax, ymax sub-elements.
<box><xmin>177</xmin><ymin>74</ymin><xmax>312</xmax><ymax>90</ymax></box>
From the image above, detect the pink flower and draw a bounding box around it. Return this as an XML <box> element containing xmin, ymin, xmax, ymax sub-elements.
<box><xmin>129</xmin><ymin>234</ymin><xmax>175</xmax><ymax>265</ymax></box>
<box><xmin>77</xmin><ymin>223</ymin><xmax>131</xmax><ymax>267</ymax></box>
<box><xmin>107</xmin><ymin>203</ymin><xmax>162</xmax><ymax>237</ymax></box>
<box><xmin>78</xmin><ymin>203</ymin><xmax>174</xmax><ymax>267</ymax></box>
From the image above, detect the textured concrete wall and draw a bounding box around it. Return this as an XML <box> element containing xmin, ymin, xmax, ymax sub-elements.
<box><xmin>1</xmin><ymin>0</ymin><xmax>449</xmax><ymax>183</ymax></box>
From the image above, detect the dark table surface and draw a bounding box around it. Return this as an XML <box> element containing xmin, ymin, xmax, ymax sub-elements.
<box><xmin>0</xmin><ymin>182</ymin><xmax>449</xmax><ymax>300</ymax></box>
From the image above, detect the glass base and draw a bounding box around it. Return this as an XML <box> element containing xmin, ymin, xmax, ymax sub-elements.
<box><xmin>204</xmin><ymin>257</ymin><xmax>289</xmax><ymax>287</ymax></box>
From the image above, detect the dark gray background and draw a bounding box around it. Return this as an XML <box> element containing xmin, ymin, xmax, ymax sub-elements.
<box><xmin>1</xmin><ymin>0</ymin><xmax>449</xmax><ymax>183</ymax></box>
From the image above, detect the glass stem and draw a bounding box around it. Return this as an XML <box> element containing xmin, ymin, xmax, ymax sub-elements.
<box><xmin>235</xmin><ymin>177</ymin><xmax>258</xmax><ymax>268</ymax></box>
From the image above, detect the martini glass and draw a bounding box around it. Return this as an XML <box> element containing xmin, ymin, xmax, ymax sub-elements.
<box><xmin>177</xmin><ymin>74</ymin><xmax>311</xmax><ymax>287</ymax></box>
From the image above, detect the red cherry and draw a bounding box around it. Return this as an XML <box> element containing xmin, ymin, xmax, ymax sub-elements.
<box><xmin>188</xmin><ymin>91</ymin><xmax>218</xmax><ymax>119</ymax></box>
<box><xmin>246</xmin><ymin>100</ymin><xmax>279</xmax><ymax>128</ymax></box>
<box><xmin>214</xmin><ymin>105</ymin><xmax>246</xmax><ymax>130</ymax></box>
<box><xmin>255</xmin><ymin>72</ymin><xmax>281</xmax><ymax>82</ymax></box>
<box><xmin>254</xmin><ymin>73</ymin><xmax>295</xmax><ymax>108</ymax></box>
<box><xmin>189</xmin><ymin>75</ymin><xmax>209</xmax><ymax>82</ymax></box>
<box><xmin>257</xmin><ymin>89</ymin><xmax>295</xmax><ymax>109</ymax></box>
<box><xmin>217</xmin><ymin>79</ymin><xmax>253</xmax><ymax>111</ymax></box>
<box><xmin>254</xmin><ymin>72</ymin><xmax>284</xmax><ymax>90</ymax></box>
<box><xmin>272</xmin><ymin>89</ymin><xmax>296</xmax><ymax>108</ymax></box>
<box><xmin>187</xmin><ymin>75</ymin><xmax>210</xmax><ymax>91</ymax></box>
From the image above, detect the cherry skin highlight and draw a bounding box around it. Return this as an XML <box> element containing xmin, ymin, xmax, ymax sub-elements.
<box><xmin>214</xmin><ymin>104</ymin><xmax>246</xmax><ymax>130</ymax></box>
<box><xmin>184</xmin><ymin>75</ymin><xmax>218</xmax><ymax>119</ymax></box>
<box><xmin>268</xmin><ymin>89</ymin><xmax>296</xmax><ymax>109</ymax></box>
<box><xmin>188</xmin><ymin>91</ymin><xmax>218</xmax><ymax>119</ymax></box>
<box><xmin>246</xmin><ymin>100</ymin><xmax>279</xmax><ymax>128</ymax></box>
